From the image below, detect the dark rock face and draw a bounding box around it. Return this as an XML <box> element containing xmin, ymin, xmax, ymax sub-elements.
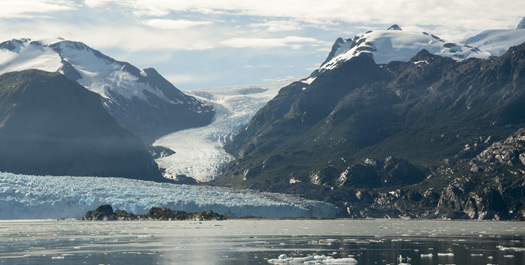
<box><xmin>82</xmin><ymin>205</ymin><xmax>226</xmax><ymax>221</ymax></box>
<box><xmin>432</xmin><ymin>128</ymin><xmax>525</xmax><ymax>220</ymax></box>
<box><xmin>217</xmin><ymin>42</ymin><xmax>525</xmax><ymax>220</ymax></box>
<box><xmin>149</xmin><ymin>146</ymin><xmax>175</xmax><ymax>159</ymax></box>
<box><xmin>387</xmin><ymin>24</ymin><xmax>402</xmax><ymax>31</ymax></box>
<box><xmin>82</xmin><ymin>205</ymin><xmax>115</xmax><ymax>221</ymax></box>
<box><xmin>337</xmin><ymin>157</ymin><xmax>425</xmax><ymax>188</ymax></box>
<box><xmin>168</xmin><ymin>174</ymin><xmax>199</xmax><ymax>185</ymax></box>
<box><xmin>0</xmin><ymin>70</ymin><xmax>165</xmax><ymax>181</ymax></box>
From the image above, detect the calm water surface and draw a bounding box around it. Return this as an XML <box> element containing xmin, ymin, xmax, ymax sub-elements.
<box><xmin>0</xmin><ymin>219</ymin><xmax>524</xmax><ymax>264</ymax></box>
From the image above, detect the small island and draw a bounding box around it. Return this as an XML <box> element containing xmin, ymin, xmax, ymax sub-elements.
<box><xmin>82</xmin><ymin>205</ymin><xmax>227</xmax><ymax>221</ymax></box>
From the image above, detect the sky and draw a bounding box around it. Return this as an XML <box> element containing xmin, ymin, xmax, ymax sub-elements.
<box><xmin>0</xmin><ymin>0</ymin><xmax>524</xmax><ymax>90</ymax></box>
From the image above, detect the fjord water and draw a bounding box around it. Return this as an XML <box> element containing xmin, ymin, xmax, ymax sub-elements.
<box><xmin>0</xmin><ymin>220</ymin><xmax>523</xmax><ymax>265</ymax></box>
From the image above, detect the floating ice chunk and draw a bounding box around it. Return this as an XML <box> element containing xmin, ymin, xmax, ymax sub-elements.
<box><xmin>268</xmin><ymin>254</ymin><xmax>357</xmax><ymax>264</ymax></box>
<box><xmin>437</xmin><ymin>253</ymin><xmax>454</xmax><ymax>256</ymax></box>
<box><xmin>497</xmin><ymin>245</ymin><xmax>525</xmax><ymax>251</ymax></box>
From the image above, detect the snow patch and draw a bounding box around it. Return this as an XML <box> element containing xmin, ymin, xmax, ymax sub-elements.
<box><xmin>301</xmin><ymin>76</ymin><xmax>316</xmax><ymax>85</ymax></box>
<box><xmin>413</xmin><ymin>60</ymin><xmax>429</xmax><ymax>65</ymax></box>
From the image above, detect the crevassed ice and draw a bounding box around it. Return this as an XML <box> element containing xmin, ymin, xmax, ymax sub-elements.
<box><xmin>154</xmin><ymin>82</ymin><xmax>285</xmax><ymax>182</ymax></box>
<box><xmin>0</xmin><ymin>172</ymin><xmax>338</xmax><ymax>220</ymax></box>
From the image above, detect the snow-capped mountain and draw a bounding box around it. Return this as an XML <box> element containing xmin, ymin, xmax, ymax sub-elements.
<box><xmin>0</xmin><ymin>38</ymin><xmax>213</xmax><ymax>142</ymax></box>
<box><xmin>153</xmin><ymin>82</ymin><xmax>285</xmax><ymax>182</ymax></box>
<box><xmin>0</xmin><ymin>172</ymin><xmax>337</xmax><ymax>219</ymax></box>
<box><xmin>152</xmin><ymin>23</ymin><xmax>525</xmax><ymax>183</ymax></box>
<box><xmin>318</xmin><ymin>25</ymin><xmax>491</xmax><ymax>73</ymax></box>
<box><xmin>462</xmin><ymin>18</ymin><xmax>525</xmax><ymax>57</ymax></box>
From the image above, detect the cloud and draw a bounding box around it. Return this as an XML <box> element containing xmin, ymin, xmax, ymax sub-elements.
<box><xmin>164</xmin><ymin>74</ymin><xmax>201</xmax><ymax>84</ymax></box>
<box><xmin>250</xmin><ymin>20</ymin><xmax>303</xmax><ymax>32</ymax></box>
<box><xmin>0</xmin><ymin>0</ymin><xmax>77</xmax><ymax>18</ymax></box>
<box><xmin>143</xmin><ymin>19</ymin><xmax>212</xmax><ymax>30</ymax></box>
<box><xmin>221</xmin><ymin>36</ymin><xmax>330</xmax><ymax>49</ymax></box>
<box><xmin>244</xmin><ymin>65</ymin><xmax>272</xmax><ymax>68</ymax></box>
<box><xmin>83</xmin><ymin>0</ymin><xmax>116</xmax><ymax>8</ymax></box>
<box><xmin>77</xmin><ymin>0</ymin><xmax>524</xmax><ymax>39</ymax></box>
<box><xmin>0</xmin><ymin>20</ymin><xmax>215</xmax><ymax>52</ymax></box>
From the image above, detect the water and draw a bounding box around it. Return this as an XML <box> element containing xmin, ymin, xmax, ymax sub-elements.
<box><xmin>0</xmin><ymin>219</ymin><xmax>524</xmax><ymax>264</ymax></box>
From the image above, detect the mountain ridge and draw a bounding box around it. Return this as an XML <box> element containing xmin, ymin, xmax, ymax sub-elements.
<box><xmin>217</xmin><ymin>31</ymin><xmax>525</xmax><ymax>219</ymax></box>
<box><xmin>0</xmin><ymin>38</ymin><xmax>214</xmax><ymax>143</ymax></box>
<box><xmin>0</xmin><ymin>69</ymin><xmax>165</xmax><ymax>181</ymax></box>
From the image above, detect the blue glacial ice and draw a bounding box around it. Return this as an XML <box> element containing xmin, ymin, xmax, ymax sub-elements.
<box><xmin>0</xmin><ymin>172</ymin><xmax>338</xmax><ymax>219</ymax></box>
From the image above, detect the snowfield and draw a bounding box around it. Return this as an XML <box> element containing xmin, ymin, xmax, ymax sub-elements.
<box><xmin>462</xmin><ymin>28</ymin><xmax>525</xmax><ymax>57</ymax></box>
<box><xmin>0</xmin><ymin>38</ymin><xmax>178</xmax><ymax>103</ymax></box>
<box><xmin>153</xmin><ymin>82</ymin><xmax>285</xmax><ymax>182</ymax></box>
<box><xmin>0</xmin><ymin>172</ymin><xmax>338</xmax><ymax>220</ymax></box>
<box><xmin>320</xmin><ymin>27</ymin><xmax>491</xmax><ymax>72</ymax></box>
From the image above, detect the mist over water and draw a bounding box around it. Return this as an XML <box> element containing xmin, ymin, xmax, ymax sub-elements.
<box><xmin>1</xmin><ymin>220</ymin><xmax>523</xmax><ymax>265</ymax></box>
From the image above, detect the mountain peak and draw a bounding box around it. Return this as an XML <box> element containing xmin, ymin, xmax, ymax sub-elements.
<box><xmin>320</xmin><ymin>37</ymin><xmax>353</xmax><ymax>66</ymax></box>
<box><xmin>0</xmin><ymin>37</ymin><xmax>214</xmax><ymax>143</ymax></box>
<box><xmin>387</xmin><ymin>24</ymin><xmax>402</xmax><ymax>31</ymax></box>
<box><xmin>517</xmin><ymin>16</ymin><xmax>525</xmax><ymax>29</ymax></box>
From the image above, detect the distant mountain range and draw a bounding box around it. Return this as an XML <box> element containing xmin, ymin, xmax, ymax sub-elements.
<box><xmin>0</xmin><ymin>38</ymin><xmax>213</xmax><ymax>143</ymax></box>
<box><xmin>216</xmin><ymin>20</ymin><xmax>525</xmax><ymax>220</ymax></box>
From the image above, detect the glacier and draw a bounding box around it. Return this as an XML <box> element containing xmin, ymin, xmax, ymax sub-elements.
<box><xmin>0</xmin><ymin>172</ymin><xmax>338</xmax><ymax>220</ymax></box>
<box><xmin>153</xmin><ymin>82</ymin><xmax>285</xmax><ymax>182</ymax></box>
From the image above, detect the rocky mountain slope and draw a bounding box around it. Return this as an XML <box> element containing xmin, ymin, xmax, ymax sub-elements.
<box><xmin>217</xmin><ymin>25</ymin><xmax>525</xmax><ymax>220</ymax></box>
<box><xmin>0</xmin><ymin>70</ymin><xmax>165</xmax><ymax>181</ymax></box>
<box><xmin>0</xmin><ymin>38</ymin><xmax>213</xmax><ymax>143</ymax></box>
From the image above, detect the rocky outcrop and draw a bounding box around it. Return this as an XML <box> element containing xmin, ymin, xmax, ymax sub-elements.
<box><xmin>469</xmin><ymin>128</ymin><xmax>525</xmax><ymax>172</ymax></box>
<box><xmin>82</xmin><ymin>205</ymin><xmax>116</xmax><ymax>221</ymax></box>
<box><xmin>149</xmin><ymin>146</ymin><xmax>175</xmax><ymax>159</ymax></box>
<box><xmin>82</xmin><ymin>205</ymin><xmax>227</xmax><ymax>221</ymax></box>
<box><xmin>338</xmin><ymin>157</ymin><xmax>425</xmax><ymax>188</ymax></box>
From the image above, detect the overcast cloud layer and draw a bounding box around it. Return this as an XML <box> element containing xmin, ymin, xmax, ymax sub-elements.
<box><xmin>0</xmin><ymin>0</ymin><xmax>523</xmax><ymax>89</ymax></box>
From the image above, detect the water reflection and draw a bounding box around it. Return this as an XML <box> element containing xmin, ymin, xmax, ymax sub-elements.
<box><xmin>0</xmin><ymin>220</ymin><xmax>523</xmax><ymax>265</ymax></box>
